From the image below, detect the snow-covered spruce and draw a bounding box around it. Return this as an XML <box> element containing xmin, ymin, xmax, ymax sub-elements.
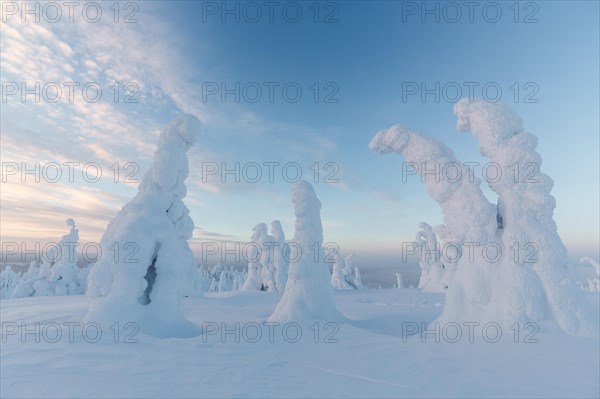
<box><xmin>330</xmin><ymin>249</ymin><xmax>351</xmax><ymax>290</ymax></box>
<box><xmin>369</xmin><ymin>124</ymin><xmax>497</xmax><ymax>246</ymax></box>
<box><xmin>10</xmin><ymin>269</ymin><xmax>38</xmax><ymax>300</ymax></box>
<box><xmin>242</xmin><ymin>221</ymin><xmax>288</xmax><ymax>292</ymax></box>
<box><xmin>271</xmin><ymin>220</ymin><xmax>289</xmax><ymax>292</ymax></box>
<box><xmin>269</xmin><ymin>181</ymin><xmax>341</xmax><ymax>322</ymax></box>
<box><xmin>241</xmin><ymin>223</ymin><xmax>273</xmax><ymax>291</ymax></box>
<box><xmin>450</xmin><ymin>98</ymin><xmax>597</xmax><ymax>335</ymax></box>
<box><xmin>370</xmin><ymin>100</ymin><xmax>597</xmax><ymax>335</ymax></box>
<box><xmin>85</xmin><ymin>114</ymin><xmax>202</xmax><ymax>338</ymax></box>
<box><xmin>8</xmin><ymin>219</ymin><xmax>85</xmax><ymax>298</ymax></box>
<box><xmin>331</xmin><ymin>253</ymin><xmax>363</xmax><ymax>290</ymax></box>
<box><xmin>369</xmin><ymin>123</ymin><xmax>498</xmax><ymax>310</ymax></box>
<box><xmin>208</xmin><ymin>263</ymin><xmax>223</xmax><ymax>292</ymax></box>
<box><xmin>414</xmin><ymin>222</ymin><xmax>446</xmax><ymax>292</ymax></box>
<box><xmin>354</xmin><ymin>270</ymin><xmax>363</xmax><ymax>290</ymax></box>
<box><xmin>48</xmin><ymin>218</ymin><xmax>82</xmax><ymax>295</ymax></box>
<box><xmin>396</xmin><ymin>272</ymin><xmax>404</xmax><ymax>289</ymax></box>
<box><xmin>579</xmin><ymin>257</ymin><xmax>599</xmax><ymax>293</ymax></box>
<box><xmin>0</xmin><ymin>266</ymin><xmax>20</xmax><ymax>299</ymax></box>
<box><xmin>206</xmin><ymin>264</ymin><xmax>246</xmax><ymax>293</ymax></box>
<box><xmin>344</xmin><ymin>254</ymin><xmax>364</xmax><ymax>290</ymax></box>
<box><xmin>259</xmin><ymin>226</ymin><xmax>277</xmax><ymax>292</ymax></box>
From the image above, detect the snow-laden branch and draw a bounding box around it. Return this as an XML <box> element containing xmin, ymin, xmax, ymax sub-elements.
<box><xmin>369</xmin><ymin>124</ymin><xmax>496</xmax><ymax>244</ymax></box>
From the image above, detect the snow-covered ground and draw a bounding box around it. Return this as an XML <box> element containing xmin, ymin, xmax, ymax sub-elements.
<box><xmin>2</xmin><ymin>288</ymin><xmax>598</xmax><ymax>398</ymax></box>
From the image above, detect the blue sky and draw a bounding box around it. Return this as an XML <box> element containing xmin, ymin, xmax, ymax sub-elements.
<box><xmin>1</xmin><ymin>1</ymin><xmax>598</xmax><ymax>262</ymax></box>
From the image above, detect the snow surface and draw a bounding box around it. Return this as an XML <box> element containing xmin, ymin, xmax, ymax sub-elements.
<box><xmin>1</xmin><ymin>289</ymin><xmax>598</xmax><ymax>398</ymax></box>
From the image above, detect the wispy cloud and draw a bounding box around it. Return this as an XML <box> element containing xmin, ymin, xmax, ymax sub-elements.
<box><xmin>1</xmin><ymin>5</ymin><xmax>352</xmax><ymax>246</ymax></box>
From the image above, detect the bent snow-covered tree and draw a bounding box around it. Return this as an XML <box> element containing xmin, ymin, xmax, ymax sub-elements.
<box><xmin>370</xmin><ymin>100</ymin><xmax>597</xmax><ymax>336</ymax></box>
<box><xmin>369</xmin><ymin>124</ymin><xmax>497</xmax><ymax>245</ymax></box>
<box><xmin>269</xmin><ymin>181</ymin><xmax>341</xmax><ymax>322</ymax></box>
<box><xmin>450</xmin><ymin>98</ymin><xmax>596</xmax><ymax>335</ymax></box>
<box><xmin>370</xmin><ymin>122</ymin><xmax>498</xmax><ymax>314</ymax></box>
<box><xmin>85</xmin><ymin>114</ymin><xmax>201</xmax><ymax>338</ymax></box>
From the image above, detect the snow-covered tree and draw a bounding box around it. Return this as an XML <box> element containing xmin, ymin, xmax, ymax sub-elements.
<box><xmin>9</xmin><ymin>262</ymin><xmax>34</xmax><ymax>298</ymax></box>
<box><xmin>0</xmin><ymin>266</ymin><xmax>20</xmax><ymax>299</ymax></box>
<box><xmin>202</xmin><ymin>264</ymin><xmax>246</xmax><ymax>293</ymax></box>
<box><xmin>449</xmin><ymin>98</ymin><xmax>596</xmax><ymax>335</ymax></box>
<box><xmin>232</xmin><ymin>269</ymin><xmax>246</xmax><ymax>291</ymax></box>
<box><xmin>9</xmin><ymin>262</ymin><xmax>37</xmax><ymax>298</ymax></box>
<box><xmin>241</xmin><ymin>222</ymin><xmax>282</xmax><ymax>292</ymax></box>
<box><xmin>77</xmin><ymin>263</ymin><xmax>92</xmax><ymax>293</ymax></box>
<box><xmin>269</xmin><ymin>181</ymin><xmax>341</xmax><ymax>322</ymax></box>
<box><xmin>209</xmin><ymin>263</ymin><xmax>223</xmax><ymax>292</ymax></box>
<box><xmin>260</xmin><ymin>230</ymin><xmax>277</xmax><ymax>292</ymax></box>
<box><xmin>396</xmin><ymin>272</ymin><xmax>404</xmax><ymax>289</ymax></box>
<box><xmin>579</xmin><ymin>257</ymin><xmax>599</xmax><ymax>293</ymax></box>
<box><xmin>271</xmin><ymin>220</ymin><xmax>289</xmax><ymax>292</ymax></box>
<box><xmin>21</xmin><ymin>261</ymin><xmax>39</xmax><ymax>281</ymax></box>
<box><xmin>85</xmin><ymin>114</ymin><xmax>202</xmax><ymax>338</ymax></box>
<box><xmin>330</xmin><ymin>250</ymin><xmax>351</xmax><ymax>290</ymax></box>
<box><xmin>347</xmin><ymin>254</ymin><xmax>363</xmax><ymax>290</ymax></box>
<box><xmin>49</xmin><ymin>218</ymin><xmax>81</xmax><ymax>295</ymax></box>
<box><xmin>331</xmin><ymin>252</ymin><xmax>362</xmax><ymax>290</ymax></box>
<box><xmin>370</xmin><ymin>124</ymin><xmax>497</xmax><ymax>246</ymax></box>
<box><xmin>10</xmin><ymin>219</ymin><xmax>84</xmax><ymax>298</ymax></box>
<box><xmin>370</xmin><ymin>122</ymin><xmax>497</xmax><ymax>318</ymax></box>
<box><xmin>218</xmin><ymin>269</ymin><xmax>231</xmax><ymax>292</ymax></box>
<box><xmin>242</xmin><ymin>224</ymin><xmax>268</xmax><ymax>291</ymax></box>
<box><xmin>415</xmin><ymin>222</ymin><xmax>446</xmax><ymax>292</ymax></box>
<box><xmin>370</xmin><ymin>100</ymin><xmax>597</xmax><ymax>336</ymax></box>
